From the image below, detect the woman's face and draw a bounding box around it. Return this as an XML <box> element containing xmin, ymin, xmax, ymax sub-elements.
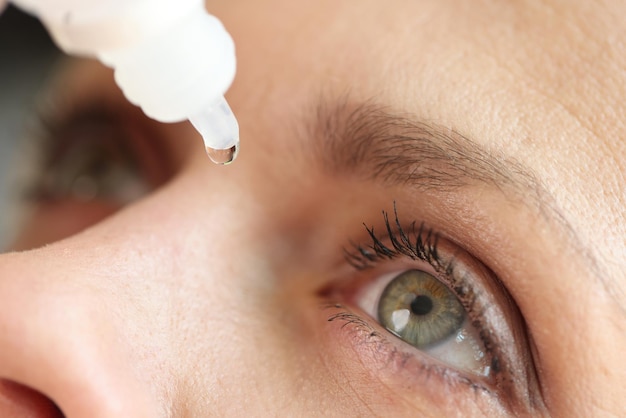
<box><xmin>1</xmin><ymin>0</ymin><xmax>624</xmax><ymax>416</ymax></box>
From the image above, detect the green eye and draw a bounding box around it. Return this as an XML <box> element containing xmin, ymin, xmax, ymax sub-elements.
<box><xmin>348</xmin><ymin>215</ymin><xmax>507</xmax><ymax>378</ymax></box>
<box><xmin>378</xmin><ymin>270</ymin><xmax>465</xmax><ymax>348</ymax></box>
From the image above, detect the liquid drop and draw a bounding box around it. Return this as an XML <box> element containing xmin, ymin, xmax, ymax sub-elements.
<box><xmin>205</xmin><ymin>143</ymin><xmax>239</xmax><ymax>165</ymax></box>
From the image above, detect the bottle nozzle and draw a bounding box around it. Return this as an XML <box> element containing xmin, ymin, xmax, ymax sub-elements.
<box><xmin>189</xmin><ymin>96</ymin><xmax>240</xmax><ymax>165</ymax></box>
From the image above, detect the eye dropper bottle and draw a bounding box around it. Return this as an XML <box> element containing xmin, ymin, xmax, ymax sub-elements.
<box><xmin>5</xmin><ymin>0</ymin><xmax>240</xmax><ymax>164</ymax></box>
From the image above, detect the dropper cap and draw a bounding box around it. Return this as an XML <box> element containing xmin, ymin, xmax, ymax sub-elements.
<box><xmin>189</xmin><ymin>96</ymin><xmax>240</xmax><ymax>165</ymax></box>
<box><xmin>27</xmin><ymin>0</ymin><xmax>239</xmax><ymax>165</ymax></box>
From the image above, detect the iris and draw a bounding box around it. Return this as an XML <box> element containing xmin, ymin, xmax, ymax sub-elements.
<box><xmin>378</xmin><ymin>270</ymin><xmax>465</xmax><ymax>348</ymax></box>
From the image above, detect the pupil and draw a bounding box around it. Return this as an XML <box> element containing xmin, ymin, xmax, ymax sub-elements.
<box><xmin>410</xmin><ymin>294</ymin><xmax>433</xmax><ymax>316</ymax></box>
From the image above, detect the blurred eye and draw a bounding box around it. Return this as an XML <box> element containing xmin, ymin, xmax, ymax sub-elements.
<box><xmin>358</xmin><ymin>268</ymin><xmax>490</xmax><ymax>376</ymax></box>
<box><xmin>6</xmin><ymin>99</ymin><xmax>176</xmax><ymax>249</ymax></box>
<box><xmin>29</xmin><ymin>102</ymin><xmax>172</xmax><ymax>206</ymax></box>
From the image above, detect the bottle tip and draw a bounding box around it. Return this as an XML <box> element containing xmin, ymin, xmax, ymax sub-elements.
<box><xmin>189</xmin><ymin>96</ymin><xmax>240</xmax><ymax>165</ymax></box>
<box><xmin>206</xmin><ymin>143</ymin><xmax>239</xmax><ymax>165</ymax></box>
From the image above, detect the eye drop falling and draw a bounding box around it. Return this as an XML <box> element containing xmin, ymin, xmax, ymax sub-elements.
<box><xmin>10</xmin><ymin>0</ymin><xmax>240</xmax><ymax>165</ymax></box>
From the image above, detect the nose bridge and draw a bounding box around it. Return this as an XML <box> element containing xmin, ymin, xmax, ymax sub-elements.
<box><xmin>0</xmin><ymin>165</ymin><xmax>286</xmax><ymax>416</ymax></box>
<box><xmin>0</xmin><ymin>250</ymin><xmax>159</xmax><ymax>417</ymax></box>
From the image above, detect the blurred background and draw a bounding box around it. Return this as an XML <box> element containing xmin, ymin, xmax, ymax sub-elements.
<box><xmin>0</xmin><ymin>5</ymin><xmax>58</xmax><ymax>246</ymax></box>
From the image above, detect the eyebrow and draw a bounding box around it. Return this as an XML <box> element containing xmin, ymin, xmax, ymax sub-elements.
<box><xmin>312</xmin><ymin>99</ymin><xmax>540</xmax><ymax>195</ymax></box>
<box><xmin>309</xmin><ymin>98</ymin><xmax>623</xmax><ymax>313</ymax></box>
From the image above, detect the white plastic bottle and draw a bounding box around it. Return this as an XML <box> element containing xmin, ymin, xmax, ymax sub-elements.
<box><xmin>6</xmin><ymin>0</ymin><xmax>239</xmax><ymax>164</ymax></box>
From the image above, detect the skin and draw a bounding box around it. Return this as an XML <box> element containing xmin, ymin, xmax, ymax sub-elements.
<box><xmin>1</xmin><ymin>0</ymin><xmax>625</xmax><ymax>416</ymax></box>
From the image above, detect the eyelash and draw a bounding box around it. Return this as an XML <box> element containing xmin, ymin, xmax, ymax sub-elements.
<box><xmin>344</xmin><ymin>206</ymin><xmax>450</xmax><ymax>273</ymax></box>
<box><xmin>322</xmin><ymin>204</ymin><xmax>538</xmax><ymax>411</ymax></box>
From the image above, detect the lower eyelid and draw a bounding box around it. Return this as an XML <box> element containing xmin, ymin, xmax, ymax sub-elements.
<box><xmin>319</xmin><ymin>303</ymin><xmax>512</xmax><ymax>415</ymax></box>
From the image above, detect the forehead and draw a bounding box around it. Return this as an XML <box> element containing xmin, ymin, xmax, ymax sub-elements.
<box><xmin>222</xmin><ymin>0</ymin><xmax>626</xmax><ymax>167</ymax></box>
<box><xmin>217</xmin><ymin>0</ymin><xmax>626</xmax><ymax>283</ymax></box>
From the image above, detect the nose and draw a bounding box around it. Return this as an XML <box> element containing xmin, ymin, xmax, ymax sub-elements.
<box><xmin>0</xmin><ymin>380</ymin><xmax>63</xmax><ymax>417</ymax></box>
<box><xmin>0</xmin><ymin>250</ymin><xmax>158</xmax><ymax>417</ymax></box>
<box><xmin>0</xmin><ymin>163</ymin><xmax>294</xmax><ymax>416</ymax></box>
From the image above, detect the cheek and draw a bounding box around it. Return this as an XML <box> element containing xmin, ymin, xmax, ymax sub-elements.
<box><xmin>10</xmin><ymin>201</ymin><xmax>118</xmax><ymax>251</ymax></box>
